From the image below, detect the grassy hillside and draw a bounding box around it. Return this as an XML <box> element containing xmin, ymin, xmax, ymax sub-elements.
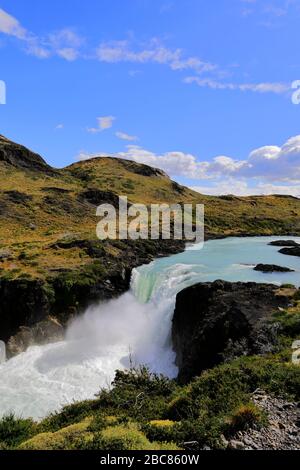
<box><xmin>1</xmin><ymin>134</ymin><xmax>299</xmax><ymax>282</ymax></box>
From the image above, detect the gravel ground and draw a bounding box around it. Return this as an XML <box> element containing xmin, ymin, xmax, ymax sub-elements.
<box><xmin>226</xmin><ymin>389</ymin><xmax>300</xmax><ymax>450</ymax></box>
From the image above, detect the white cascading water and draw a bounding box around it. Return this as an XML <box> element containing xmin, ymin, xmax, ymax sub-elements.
<box><xmin>0</xmin><ymin>262</ymin><xmax>198</xmax><ymax>421</ymax></box>
<box><xmin>0</xmin><ymin>236</ymin><xmax>299</xmax><ymax>420</ymax></box>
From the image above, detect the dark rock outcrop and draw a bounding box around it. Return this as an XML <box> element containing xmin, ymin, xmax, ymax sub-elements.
<box><xmin>269</xmin><ymin>240</ymin><xmax>299</xmax><ymax>247</ymax></box>
<box><xmin>117</xmin><ymin>158</ymin><xmax>169</xmax><ymax>178</ymax></box>
<box><xmin>0</xmin><ymin>277</ymin><xmax>52</xmax><ymax>343</ymax></box>
<box><xmin>4</xmin><ymin>190</ymin><xmax>33</xmax><ymax>205</ymax></box>
<box><xmin>0</xmin><ymin>135</ymin><xmax>55</xmax><ymax>174</ymax></box>
<box><xmin>254</xmin><ymin>264</ymin><xmax>294</xmax><ymax>273</ymax></box>
<box><xmin>79</xmin><ymin>188</ymin><xmax>121</xmax><ymax>206</ymax></box>
<box><xmin>279</xmin><ymin>246</ymin><xmax>300</xmax><ymax>257</ymax></box>
<box><xmin>172</xmin><ymin>280</ymin><xmax>292</xmax><ymax>383</ymax></box>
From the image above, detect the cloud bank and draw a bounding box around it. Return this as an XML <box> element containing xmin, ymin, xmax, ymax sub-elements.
<box><xmin>77</xmin><ymin>135</ymin><xmax>300</xmax><ymax>197</ymax></box>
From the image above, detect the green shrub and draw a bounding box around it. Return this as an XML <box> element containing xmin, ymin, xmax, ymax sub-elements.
<box><xmin>273</xmin><ymin>311</ymin><xmax>300</xmax><ymax>338</ymax></box>
<box><xmin>19</xmin><ymin>418</ymin><xmax>92</xmax><ymax>450</ymax></box>
<box><xmin>172</xmin><ymin>418</ymin><xmax>223</xmax><ymax>449</ymax></box>
<box><xmin>166</xmin><ymin>392</ymin><xmax>195</xmax><ymax>421</ymax></box>
<box><xmin>294</xmin><ymin>290</ymin><xmax>300</xmax><ymax>301</ymax></box>
<box><xmin>142</xmin><ymin>420</ymin><xmax>175</xmax><ymax>443</ymax></box>
<box><xmin>95</xmin><ymin>366</ymin><xmax>177</xmax><ymax>421</ymax></box>
<box><xmin>76</xmin><ymin>422</ymin><xmax>180</xmax><ymax>451</ymax></box>
<box><xmin>40</xmin><ymin>399</ymin><xmax>99</xmax><ymax>432</ymax></box>
<box><xmin>0</xmin><ymin>414</ymin><xmax>36</xmax><ymax>448</ymax></box>
<box><xmin>224</xmin><ymin>403</ymin><xmax>266</xmax><ymax>435</ymax></box>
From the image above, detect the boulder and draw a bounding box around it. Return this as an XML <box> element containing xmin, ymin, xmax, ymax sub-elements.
<box><xmin>172</xmin><ymin>280</ymin><xmax>292</xmax><ymax>383</ymax></box>
<box><xmin>279</xmin><ymin>247</ymin><xmax>300</xmax><ymax>257</ymax></box>
<box><xmin>269</xmin><ymin>240</ymin><xmax>299</xmax><ymax>247</ymax></box>
<box><xmin>254</xmin><ymin>264</ymin><xmax>294</xmax><ymax>273</ymax></box>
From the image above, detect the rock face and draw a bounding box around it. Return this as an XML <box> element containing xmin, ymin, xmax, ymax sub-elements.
<box><xmin>254</xmin><ymin>264</ymin><xmax>294</xmax><ymax>273</ymax></box>
<box><xmin>172</xmin><ymin>280</ymin><xmax>291</xmax><ymax>383</ymax></box>
<box><xmin>0</xmin><ymin>277</ymin><xmax>51</xmax><ymax>343</ymax></box>
<box><xmin>269</xmin><ymin>240</ymin><xmax>299</xmax><ymax>247</ymax></box>
<box><xmin>279</xmin><ymin>246</ymin><xmax>300</xmax><ymax>257</ymax></box>
<box><xmin>6</xmin><ymin>316</ymin><xmax>64</xmax><ymax>357</ymax></box>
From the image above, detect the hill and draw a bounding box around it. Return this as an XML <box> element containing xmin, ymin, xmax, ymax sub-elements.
<box><xmin>0</xmin><ymin>135</ymin><xmax>299</xmax><ymax>349</ymax></box>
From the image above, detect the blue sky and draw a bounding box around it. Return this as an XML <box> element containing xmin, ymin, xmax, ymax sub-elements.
<box><xmin>0</xmin><ymin>0</ymin><xmax>300</xmax><ymax>196</ymax></box>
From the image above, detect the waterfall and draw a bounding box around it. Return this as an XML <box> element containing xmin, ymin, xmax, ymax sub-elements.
<box><xmin>0</xmin><ymin>236</ymin><xmax>299</xmax><ymax>420</ymax></box>
<box><xmin>0</xmin><ymin>341</ymin><xmax>5</xmax><ymax>364</ymax></box>
<box><xmin>0</xmin><ymin>259</ymin><xmax>187</xmax><ymax>420</ymax></box>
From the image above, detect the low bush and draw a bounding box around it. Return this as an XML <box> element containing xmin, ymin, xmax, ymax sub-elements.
<box><xmin>0</xmin><ymin>414</ymin><xmax>36</xmax><ymax>448</ymax></box>
<box><xmin>224</xmin><ymin>403</ymin><xmax>266</xmax><ymax>435</ymax></box>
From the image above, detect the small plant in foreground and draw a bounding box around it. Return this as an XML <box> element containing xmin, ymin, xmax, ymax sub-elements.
<box><xmin>0</xmin><ymin>414</ymin><xmax>36</xmax><ymax>448</ymax></box>
<box><xmin>224</xmin><ymin>403</ymin><xmax>266</xmax><ymax>435</ymax></box>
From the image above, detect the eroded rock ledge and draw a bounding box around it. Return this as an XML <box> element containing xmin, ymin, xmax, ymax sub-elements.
<box><xmin>172</xmin><ymin>280</ymin><xmax>295</xmax><ymax>383</ymax></box>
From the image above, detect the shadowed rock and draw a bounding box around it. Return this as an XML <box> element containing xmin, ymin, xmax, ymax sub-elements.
<box><xmin>7</xmin><ymin>316</ymin><xmax>64</xmax><ymax>357</ymax></box>
<box><xmin>279</xmin><ymin>247</ymin><xmax>300</xmax><ymax>257</ymax></box>
<box><xmin>254</xmin><ymin>264</ymin><xmax>294</xmax><ymax>273</ymax></box>
<box><xmin>269</xmin><ymin>240</ymin><xmax>299</xmax><ymax>247</ymax></box>
<box><xmin>172</xmin><ymin>280</ymin><xmax>294</xmax><ymax>383</ymax></box>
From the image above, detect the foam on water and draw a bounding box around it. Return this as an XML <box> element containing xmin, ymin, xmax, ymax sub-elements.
<box><xmin>0</xmin><ymin>236</ymin><xmax>299</xmax><ymax>420</ymax></box>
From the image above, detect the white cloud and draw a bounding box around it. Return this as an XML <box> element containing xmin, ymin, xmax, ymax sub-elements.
<box><xmin>57</xmin><ymin>48</ymin><xmax>78</xmax><ymax>61</ymax></box>
<box><xmin>26</xmin><ymin>41</ymin><xmax>51</xmax><ymax>58</ymax></box>
<box><xmin>77</xmin><ymin>151</ymin><xmax>107</xmax><ymax>161</ymax></box>
<box><xmin>77</xmin><ymin>145</ymin><xmax>206</xmax><ymax>179</ymax></box>
<box><xmin>0</xmin><ymin>8</ymin><xmax>84</xmax><ymax>60</ymax></box>
<box><xmin>47</xmin><ymin>28</ymin><xmax>83</xmax><ymax>61</ymax></box>
<box><xmin>98</xmin><ymin>116</ymin><xmax>115</xmax><ymax>130</ymax></box>
<box><xmin>0</xmin><ymin>8</ymin><xmax>27</xmax><ymax>39</ymax></box>
<box><xmin>115</xmin><ymin>131</ymin><xmax>138</xmax><ymax>142</ymax></box>
<box><xmin>117</xmin><ymin>146</ymin><xmax>205</xmax><ymax>179</ymax></box>
<box><xmin>55</xmin><ymin>124</ymin><xmax>64</xmax><ymax>130</ymax></box>
<box><xmin>76</xmin><ymin>135</ymin><xmax>300</xmax><ymax>197</ymax></box>
<box><xmin>48</xmin><ymin>28</ymin><xmax>84</xmax><ymax>49</ymax></box>
<box><xmin>191</xmin><ymin>181</ymin><xmax>300</xmax><ymax>197</ymax></box>
<box><xmin>0</xmin><ymin>9</ymin><xmax>291</xmax><ymax>99</ymax></box>
<box><xmin>87</xmin><ymin>116</ymin><xmax>116</xmax><ymax>133</ymax></box>
<box><xmin>96</xmin><ymin>38</ymin><xmax>216</xmax><ymax>75</ymax></box>
<box><xmin>114</xmin><ymin>136</ymin><xmax>300</xmax><ymax>184</ymax></box>
<box><xmin>184</xmin><ymin>76</ymin><xmax>289</xmax><ymax>95</ymax></box>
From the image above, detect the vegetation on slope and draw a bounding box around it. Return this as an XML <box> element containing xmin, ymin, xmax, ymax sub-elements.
<box><xmin>1</xmin><ymin>135</ymin><xmax>299</xmax><ymax>285</ymax></box>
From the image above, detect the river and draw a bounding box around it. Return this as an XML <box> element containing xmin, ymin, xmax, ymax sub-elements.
<box><xmin>0</xmin><ymin>236</ymin><xmax>299</xmax><ymax>420</ymax></box>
